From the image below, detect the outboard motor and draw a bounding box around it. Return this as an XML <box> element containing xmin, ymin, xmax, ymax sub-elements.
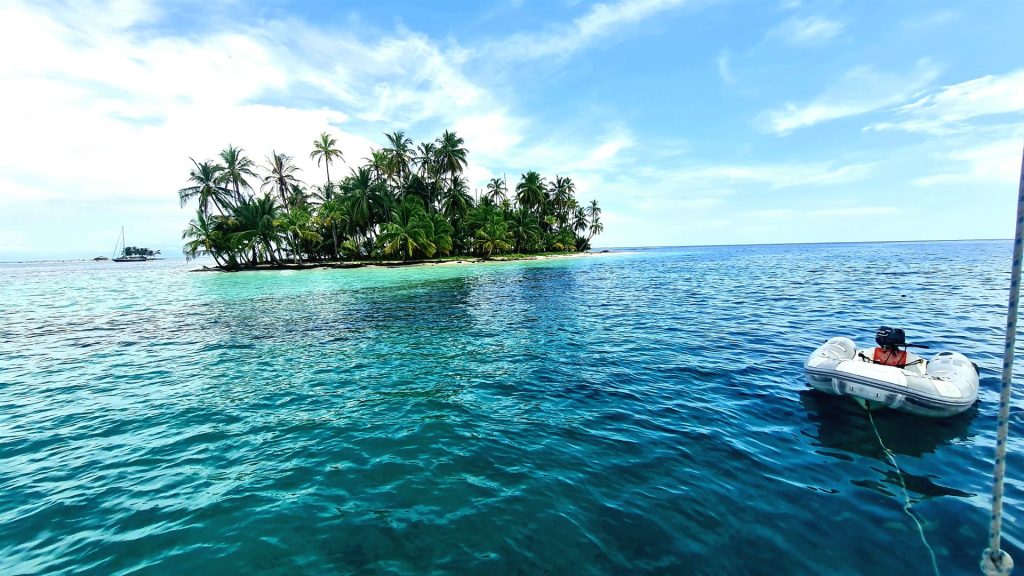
<box><xmin>873</xmin><ymin>326</ymin><xmax>908</xmax><ymax>367</ymax></box>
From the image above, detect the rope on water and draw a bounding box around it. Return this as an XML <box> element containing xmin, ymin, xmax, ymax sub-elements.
<box><xmin>867</xmin><ymin>407</ymin><xmax>941</xmax><ymax>576</ymax></box>
<box><xmin>982</xmin><ymin>144</ymin><xmax>1024</xmax><ymax>576</ymax></box>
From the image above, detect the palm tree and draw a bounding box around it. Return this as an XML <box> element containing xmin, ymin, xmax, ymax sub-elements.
<box><xmin>507</xmin><ymin>208</ymin><xmax>542</xmax><ymax>253</ymax></box>
<box><xmin>310</xmin><ymin>132</ymin><xmax>344</xmax><ymax>185</ymax></box>
<box><xmin>311</xmin><ymin>182</ymin><xmax>338</xmax><ymax>203</ymax></box>
<box><xmin>548</xmin><ymin>228</ymin><xmax>576</xmax><ymax>252</ymax></box>
<box><xmin>414</xmin><ymin>141</ymin><xmax>441</xmax><ymax>209</ymax></box>
<box><xmin>485</xmin><ymin>177</ymin><xmax>507</xmax><ymax>204</ymax></box>
<box><xmin>435</xmin><ymin>130</ymin><xmax>468</xmax><ymax>187</ymax></box>
<box><xmin>262</xmin><ymin>151</ymin><xmax>303</xmax><ymax>209</ymax></box>
<box><xmin>415</xmin><ymin>141</ymin><xmax>438</xmax><ymax>180</ymax></box>
<box><xmin>551</xmin><ymin>175</ymin><xmax>575</xmax><ymax>226</ymax></box>
<box><xmin>586</xmin><ymin>199</ymin><xmax>604</xmax><ymax>242</ymax></box>
<box><xmin>182</xmin><ymin>210</ymin><xmax>230</xmax><ymax>267</ymax></box>
<box><xmin>427</xmin><ymin>212</ymin><xmax>454</xmax><ymax>257</ymax></box>
<box><xmin>474</xmin><ymin>215</ymin><xmax>513</xmax><ymax>258</ymax></box>
<box><xmin>384</xmin><ymin>131</ymin><xmax>414</xmax><ymax>186</ymax></box>
<box><xmin>377</xmin><ymin>199</ymin><xmax>435</xmax><ymax>260</ymax></box>
<box><xmin>442</xmin><ymin>177</ymin><xmax>474</xmax><ymax>224</ymax></box>
<box><xmin>401</xmin><ymin>174</ymin><xmax>431</xmax><ymax>208</ymax></box>
<box><xmin>342</xmin><ymin>166</ymin><xmax>387</xmax><ymax>246</ymax></box>
<box><xmin>179</xmin><ymin>158</ymin><xmax>228</xmax><ymax>216</ymax></box>
<box><xmin>275</xmin><ymin>206</ymin><xmax>322</xmax><ymax>264</ymax></box>
<box><xmin>515</xmin><ymin>171</ymin><xmax>546</xmax><ymax>215</ymax></box>
<box><xmin>365</xmin><ymin>149</ymin><xmax>392</xmax><ymax>186</ymax></box>
<box><xmin>217</xmin><ymin>145</ymin><xmax>258</xmax><ymax>205</ymax></box>
<box><xmin>573</xmin><ymin>204</ymin><xmax>589</xmax><ymax>234</ymax></box>
<box><xmin>231</xmin><ymin>194</ymin><xmax>283</xmax><ymax>265</ymax></box>
<box><xmin>317</xmin><ymin>197</ymin><xmax>350</xmax><ymax>260</ymax></box>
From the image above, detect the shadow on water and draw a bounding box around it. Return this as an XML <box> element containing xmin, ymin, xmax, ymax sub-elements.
<box><xmin>798</xmin><ymin>389</ymin><xmax>977</xmax><ymax>499</ymax></box>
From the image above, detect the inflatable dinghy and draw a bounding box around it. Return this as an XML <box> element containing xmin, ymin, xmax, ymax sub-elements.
<box><xmin>804</xmin><ymin>327</ymin><xmax>979</xmax><ymax>418</ymax></box>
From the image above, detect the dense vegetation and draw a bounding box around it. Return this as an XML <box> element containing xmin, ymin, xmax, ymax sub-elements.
<box><xmin>178</xmin><ymin>130</ymin><xmax>603</xmax><ymax>269</ymax></box>
<box><xmin>122</xmin><ymin>246</ymin><xmax>159</xmax><ymax>257</ymax></box>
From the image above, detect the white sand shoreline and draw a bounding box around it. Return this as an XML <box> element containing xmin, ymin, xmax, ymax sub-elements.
<box><xmin>191</xmin><ymin>250</ymin><xmax>622</xmax><ymax>272</ymax></box>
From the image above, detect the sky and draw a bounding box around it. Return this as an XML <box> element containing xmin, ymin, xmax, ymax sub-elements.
<box><xmin>1</xmin><ymin>0</ymin><xmax>1023</xmax><ymax>259</ymax></box>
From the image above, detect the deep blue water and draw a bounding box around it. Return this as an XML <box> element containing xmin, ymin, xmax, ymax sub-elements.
<box><xmin>1</xmin><ymin>241</ymin><xmax>1022</xmax><ymax>575</ymax></box>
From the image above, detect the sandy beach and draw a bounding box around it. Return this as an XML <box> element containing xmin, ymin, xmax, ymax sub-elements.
<box><xmin>192</xmin><ymin>250</ymin><xmax>616</xmax><ymax>272</ymax></box>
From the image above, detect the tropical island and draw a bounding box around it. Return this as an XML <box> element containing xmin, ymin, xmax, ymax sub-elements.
<box><xmin>178</xmin><ymin>130</ymin><xmax>604</xmax><ymax>270</ymax></box>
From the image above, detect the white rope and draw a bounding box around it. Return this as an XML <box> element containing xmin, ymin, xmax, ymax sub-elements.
<box><xmin>983</xmin><ymin>145</ymin><xmax>1024</xmax><ymax>576</ymax></box>
<box><xmin>867</xmin><ymin>408</ymin><xmax>941</xmax><ymax>576</ymax></box>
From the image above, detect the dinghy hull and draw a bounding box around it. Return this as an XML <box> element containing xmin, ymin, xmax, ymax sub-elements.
<box><xmin>804</xmin><ymin>337</ymin><xmax>979</xmax><ymax>418</ymax></box>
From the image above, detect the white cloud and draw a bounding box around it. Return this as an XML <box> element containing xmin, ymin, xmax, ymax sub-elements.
<box><xmin>911</xmin><ymin>138</ymin><xmax>1023</xmax><ymax>187</ymax></box>
<box><xmin>0</xmin><ymin>0</ymin><xmax>515</xmax><ymax>206</ymax></box>
<box><xmin>767</xmin><ymin>15</ymin><xmax>845</xmax><ymax>46</ymax></box>
<box><xmin>453</xmin><ymin>112</ymin><xmax>528</xmax><ymax>161</ymax></box>
<box><xmin>0</xmin><ymin>0</ymin><xmax>551</xmax><ymax>258</ymax></box>
<box><xmin>760</xmin><ymin>60</ymin><xmax>940</xmax><ymax>135</ymax></box>
<box><xmin>867</xmin><ymin>68</ymin><xmax>1024</xmax><ymax>135</ymax></box>
<box><xmin>815</xmin><ymin>206</ymin><xmax>896</xmax><ymax>217</ymax></box>
<box><xmin>483</xmin><ymin>0</ymin><xmax>695</xmax><ymax>60</ymax></box>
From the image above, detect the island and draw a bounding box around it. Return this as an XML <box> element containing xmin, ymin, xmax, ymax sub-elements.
<box><xmin>178</xmin><ymin>130</ymin><xmax>603</xmax><ymax>270</ymax></box>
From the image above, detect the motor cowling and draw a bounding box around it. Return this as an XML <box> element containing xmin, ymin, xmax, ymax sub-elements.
<box><xmin>875</xmin><ymin>326</ymin><xmax>906</xmax><ymax>350</ymax></box>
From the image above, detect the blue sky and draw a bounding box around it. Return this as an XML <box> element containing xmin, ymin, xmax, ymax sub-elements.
<box><xmin>1</xmin><ymin>0</ymin><xmax>1023</xmax><ymax>258</ymax></box>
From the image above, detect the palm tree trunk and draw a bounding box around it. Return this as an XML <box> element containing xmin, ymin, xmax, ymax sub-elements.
<box><xmin>292</xmin><ymin>234</ymin><xmax>302</xmax><ymax>264</ymax></box>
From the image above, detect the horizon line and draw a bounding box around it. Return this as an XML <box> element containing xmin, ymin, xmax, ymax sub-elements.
<box><xmin>598</xmin><ymin>237</ymin><xmax>1011</xmax><ymax>251</ymax></box>
<box><xmin>0</xmin><ymin>238</ymin><xmax>1012</xmax><ymax>264</ymax></box>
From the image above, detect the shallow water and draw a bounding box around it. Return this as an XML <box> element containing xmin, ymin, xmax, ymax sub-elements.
<box><xmin>1</xmin><ymin>241</ymin><xmax>1021</xmax><ymax>575</ymax></box>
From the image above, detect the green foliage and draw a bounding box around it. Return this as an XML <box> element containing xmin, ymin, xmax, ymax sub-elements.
<box><xmin>123</xmin><ymin>246</ymin><xmax>158</xmax><ymax>257</ymax></box>
<box><xmin>178</xmin><ymin>130</ymin><xmax>604</xmax><ymax>268</ymax></box>
<box><xmin>474</xmin><ymin>214</ymin><xmax>513</xmax><ymax>258</ymax></box>
<box><xmin>377</xmin><ymin>199</ymin><xmax>436</xmax><ymax>260</ymax></box>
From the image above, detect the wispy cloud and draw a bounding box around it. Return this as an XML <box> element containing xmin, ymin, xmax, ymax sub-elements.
<box><xmin>588</xmin><ymin>157</ymin><xmax>874</xmax><ymax>246</ymax></box>
<box><xmin>867</xmin><ymin>68</ymin><xmax>1024</xmax><ymax>135</ymax></box>
<box><xmin>743</xmin><ymin>206</ymin><xmax>896</xmax><ymax>219</ymax></box>
<box><xmin>902</xmin><ymin>10</ymin><xmax>958</xmax><ymax>30</ymax></box>
<box><xmin>671</xmin><ymin>161</ymin><xmax>873</xmax><ymax>189</ymax></box>
<box><xmin>759</xmin><ymin>60</ymin><xmax>940</xmax><ymax>135</ymax></box>
<box><xmin>717</xmin><ymin>49</ymin><xmax>735</xmax><ymax>84</ymax></box>
<box><xmin>767</xmin><ymin>15</ymin><xmax>845</xmax><ymax>46</ymax></box>
<box><xmin>483</xmin><ymin>0</ymin><xmax>697</xmax><ymax>61</ymax></box>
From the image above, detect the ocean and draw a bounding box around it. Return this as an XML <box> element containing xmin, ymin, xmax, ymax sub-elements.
<box><xmin>1</xmin><ymin>241</ymin><xmax>1021</xmax><ymax>575</ymax></box>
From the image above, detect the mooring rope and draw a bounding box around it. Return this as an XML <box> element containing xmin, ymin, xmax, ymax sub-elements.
<box><xmin>867</xmin><ymin>408</ymin><xmax>941</xmax><ymax>576</ymax></box>
<box><xmin>982</xmin><ymin>145</ymin><xmax>1024</xmax><ymax>576</ymax></box>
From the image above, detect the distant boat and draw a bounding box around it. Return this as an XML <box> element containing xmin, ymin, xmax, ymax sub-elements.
<box><xmin>93</xmin><ymin>256</ymin><xmax>109</xmax><ymax>261</ymax></box>
<box><xmin>112</xmin><ymin>227</ymin><xmax>148</xmax><ymax>263</ymax></box>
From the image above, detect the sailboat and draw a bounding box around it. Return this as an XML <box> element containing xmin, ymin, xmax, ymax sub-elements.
<box><xmin>112</xmin><ymin>227</ymin><xmax>148</xmax><ymax>262</ymax></box>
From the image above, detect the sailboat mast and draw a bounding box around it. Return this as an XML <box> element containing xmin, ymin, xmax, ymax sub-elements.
<box><xmin>112</xmin><ymin>227</ymin><xmax>121</xmax><ymax>259</ymax></box>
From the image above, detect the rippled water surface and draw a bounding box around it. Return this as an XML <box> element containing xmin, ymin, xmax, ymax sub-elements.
<box><xmin>2</xmin><ymin>241</ymin><xmax>1023</xmax><ymax>575</ymax></box>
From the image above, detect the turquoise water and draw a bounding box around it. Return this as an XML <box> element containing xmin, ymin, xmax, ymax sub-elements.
<box><xmin>1</xmin><ymin>241</ymin><xmax>1022</xmax><ymax>575</ymax></box>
